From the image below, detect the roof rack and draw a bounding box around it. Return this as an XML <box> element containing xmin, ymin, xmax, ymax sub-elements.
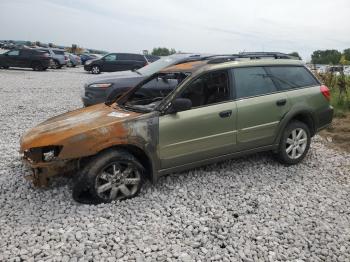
<box><xmin>206</xmin><ymin>52</ymin><xmax>298</xmax><ymax>64</ymax></box>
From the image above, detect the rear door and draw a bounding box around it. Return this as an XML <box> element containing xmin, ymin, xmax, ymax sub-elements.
<box><xmin>18</xmin><ymin>49</ymin><xmax>32</xmax><ymax>68</ymax></box>
<box><xmin>159</xmin><ymin>70</ymin><xmax>237</xmax><ymax>169</ymax></box>
<box><xmin>232</xmin><ymin>66</ymin><xmax>290</xmax><ymax>150</ymax></box>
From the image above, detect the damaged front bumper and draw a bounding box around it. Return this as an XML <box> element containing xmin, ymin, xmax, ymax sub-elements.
<box><xmin>21</xmin><ymin>157</ymin><xmax>77</xmax><ymax>187</ymax></box>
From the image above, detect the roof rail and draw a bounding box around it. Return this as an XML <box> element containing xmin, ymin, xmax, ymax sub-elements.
<box><xmin>206</xmin><ymin>52</ymin><xmax>298</xmax><ymax>64</ymax></box>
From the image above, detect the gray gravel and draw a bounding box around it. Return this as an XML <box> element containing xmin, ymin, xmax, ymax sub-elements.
<box><xmin>0</xmin><ymin>67</ymin><xmax>350</xmax><ymax>262</ymax></box>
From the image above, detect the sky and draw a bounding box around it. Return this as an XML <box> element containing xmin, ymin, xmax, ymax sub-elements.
<box><xmin>0</xmin><ymin>0</ymin><xmax>350</xmax><ymax>61</ymax></box>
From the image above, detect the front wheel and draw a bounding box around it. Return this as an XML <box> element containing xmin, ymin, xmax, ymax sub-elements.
<box><xmin>91</xmin><ymin>65</ymin><xmax>100</xmax><ymax>74</ymax></box>
<box><xmin>72</xmin><ymin>150</ymin><xmax>144</xmax><ymax>204</ymax></box>
<box><xmin>276</xmin><ymin>121</ymin><xmax>311</xmax><ymax>165</ymax></box>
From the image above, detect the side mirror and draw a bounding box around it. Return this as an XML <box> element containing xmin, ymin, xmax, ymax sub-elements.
<box><xmin>168</xmin><ymin>98</ymin><xmax>192</xmax><ymax>114</ymax></box>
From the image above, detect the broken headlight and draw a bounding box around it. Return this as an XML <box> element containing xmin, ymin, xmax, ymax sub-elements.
<box><xmin>24</xmin><ymin>146</ymin><xmax>62</xmax><ymax>163</ymax></box>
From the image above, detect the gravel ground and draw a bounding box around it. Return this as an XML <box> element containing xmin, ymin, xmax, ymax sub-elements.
<box><xmin>0</xmin><ymin>67</ymin><xmax>349</xmax><ymax>262</ymax></box>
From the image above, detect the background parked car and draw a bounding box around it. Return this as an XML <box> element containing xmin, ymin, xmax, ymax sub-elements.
<box><xmin>145</xmin><ymin>55</ymin><xmax>160</xmax><ymax>63</ymax></box>
<box><xmin>66</xmin><ymin>53</ymin><xmax>81</xmax><ymax>67</ymax></box>
<box><xmin>37</xmin><ymin>48</ymin><xmax>67</xmax><ymax>69</ymax></box>
<box><xmin>80</xmin><ymin>53</ymin><xmax>101</xmax><ymax>65</ymax></box>
<box><xmin>84</xmin><ymin>53</ymin><xmax>149</xmax><ymax>74</ymax></box>
<box><xmin>0</xmin><ymin>48</ymin><xmax>51</xmax><ymax>71</ymax></box>
<box><xmin>81</xmin><ymin>53</ymin><xmax>206</xmax><ymax>106</ymax></box>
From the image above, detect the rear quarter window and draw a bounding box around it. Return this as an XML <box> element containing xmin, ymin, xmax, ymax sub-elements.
<box><xmin>266</xmin><ymin>66</ymin><xmax>319</xmax><ymax>90</ymax></box>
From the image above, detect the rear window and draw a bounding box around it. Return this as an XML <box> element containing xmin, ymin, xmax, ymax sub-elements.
<box><xmin>232</xmin><ymin>67</ymin><xmax>277</xmax><ymax>99</ymax></box>
<box><xmin>118</xmin><ymin>53</ymin><xmax>144</xmax><ymax>61</ymax></box>
<box><xmin>53</xmin><ymin>50</ymin><xmax>64</xmax><ymax>55</ymax></box>
<box><xmin>266</xmin><ymin>66</ymin><xmax>319</xmax><ymax>90</ymax></box>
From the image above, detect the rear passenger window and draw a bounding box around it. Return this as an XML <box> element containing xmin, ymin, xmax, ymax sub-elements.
<box><xmin>233</xmin><ymin>67</ymin><xmax>277</xmax><ymax>99</ymax></box>
<box><xmin>266</xmin><ymin>66</ymin><xmax>319</xmax><ymax>90</ymax></box>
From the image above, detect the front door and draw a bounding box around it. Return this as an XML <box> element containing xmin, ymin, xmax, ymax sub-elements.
<box><xmin>5</xmin><ymin>50</ymin><xmax>20</xmax><ymax>67</ymax></box>
<box><xmin>159</xmin><ymin>70</ymin><xmax>237</xmax><ymax>169</ymax></box>
<box><xmin>232</xmin><ymin>67</ymin><xmax>290</xmax><ymax>150</ymax></box>
<box><xmin>102</xmin><ymin>54</ymin><xmax>118</xmax><ymax>72</ymax></box>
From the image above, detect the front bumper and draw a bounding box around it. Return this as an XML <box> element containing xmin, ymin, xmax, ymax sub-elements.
<box><xmin>84</xmin><ymin>64</ymin><xmax>92</xmax><ymax>71</ymax></box>
<box><xmin>22</xmin><ymin>157</ymin><xmax>77</xmax><ymax>187</ymax></box>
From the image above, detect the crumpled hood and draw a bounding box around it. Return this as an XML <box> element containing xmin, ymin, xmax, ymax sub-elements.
<box><xmin>20</xmin><ymin>103</ymin><xmax>142</xmax><ymax>153</ymax></box>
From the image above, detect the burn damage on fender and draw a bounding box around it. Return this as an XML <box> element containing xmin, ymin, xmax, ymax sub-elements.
<box><xmin>20</xmin><ymin>103</ymin><xmax>160</xmax><ymax>187</ymax></box>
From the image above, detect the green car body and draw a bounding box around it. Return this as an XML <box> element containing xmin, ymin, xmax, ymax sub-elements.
<box><xmin>20</xmin><ymin>58</ymin><xmax>333</xmax><ymax>203</ymax></box>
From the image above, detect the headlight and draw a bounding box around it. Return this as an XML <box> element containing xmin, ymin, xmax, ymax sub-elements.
<box><xmin>24</xmin><ymin>146</ymin><xmax>62</xmax><ymax>163</ymax></box>
<box><xmin>85</xmin><ymin>60</ymin><xmax>92</xmax><ymax>65</ymax></box>
<box><xmin>89</xmin><ymin>83</ymin><xmax>112</xmax><ymax>89</ymax></box>
<box><xmin>42</xmin><ymin>146</ymin><xmax>62</xmax><ymax>162</ymax></box>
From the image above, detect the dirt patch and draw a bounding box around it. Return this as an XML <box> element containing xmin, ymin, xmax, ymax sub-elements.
<box><xmin>320</xmin><ymin>113</ymin><xmax>350</xmax><ymax>153</ymax></box>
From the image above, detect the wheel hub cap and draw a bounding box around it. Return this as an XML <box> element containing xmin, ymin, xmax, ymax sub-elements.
<box><xmin>95</xmin><ymin>162</ymin><xmax>141</xmax><ymax>201</ymax></box>
<box><xmin>285</xmin><ymin>128</ymin><xmax>307</xmax><ymax>159</ymax></box>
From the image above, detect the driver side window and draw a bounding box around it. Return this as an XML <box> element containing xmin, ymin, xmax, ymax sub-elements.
<box><xmin>104</xmin><ymin>54</ymin><xmax>117</xmax><ymax>61</ymax></box>
<box><xmin>7</xmin><ymin>50</ymin><xmax>19</xmax><ymax>56</ymax></box>
<box><xmin>179</xmin><ymin>70</ymin><xmax>230</xmax><ymax>108</ymax></box>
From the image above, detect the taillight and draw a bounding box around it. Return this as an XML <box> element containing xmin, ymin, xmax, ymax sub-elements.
<box><xmin>320</xmin><ymin>85</ymin><xmax>330</xmax><ymax>101</ymax></box>
<box><xmin>42</xmin><ymin>53</ymin><xmax>49</xmax><ymax>57</ymax></box>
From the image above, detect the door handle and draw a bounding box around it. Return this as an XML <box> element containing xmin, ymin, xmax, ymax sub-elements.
<box><xmin>276</xmin><ymin>99</ymin><xmax>287</xmax><ymax>106</ymax></box>
<box><xmin>219</xmin><ymin>110</ymin><xmax>232</xmax><ymax>118</ymax></box>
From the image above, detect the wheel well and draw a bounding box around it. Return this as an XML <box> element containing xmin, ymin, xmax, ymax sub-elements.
<box><xmin>31</xmin><ymin>61</ymin><xmax>40</xmax><ymax>66</ymax></box>
<box><xmin>290</xmin><ymin>113</ymin><xmax>315</xmax><ymax>136</ymax></box>
<box><xmin>79</xmin><ymin>145</ymin><xmax>153</xmax><ymax>181</ymax></box>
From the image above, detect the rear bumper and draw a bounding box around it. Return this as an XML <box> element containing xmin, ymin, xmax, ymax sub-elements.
<box><xmin>316</xmin><ymin>106</ymin><xmax>334</xmax><ymax>131</ymax></box>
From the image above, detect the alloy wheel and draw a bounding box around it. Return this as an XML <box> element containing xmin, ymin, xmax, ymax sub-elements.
<box><xmin>95</xmin><ymin>162</ymin><xmax>141</xmax><ymax>201</ymax></box>
<box><xmin>91</xmin><ymin>66</ymin><xmax>100</xmax><ymax>74</ymax></box>
<box><xmin>285</xmin><ymin>128</ymin><xmax>308</xmax><ymax>159</ymax></box>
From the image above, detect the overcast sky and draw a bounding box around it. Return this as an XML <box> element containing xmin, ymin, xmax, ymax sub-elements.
<box><xmin>1</xmin><ymin>0</ymin><xmax>349</xmax><ymax>60</ymax></box>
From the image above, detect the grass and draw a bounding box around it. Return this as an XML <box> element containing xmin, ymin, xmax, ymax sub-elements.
<box><xmin>330</xmin><ymin>88</ymin><xmax>350</xmax><ymax>118</ymax></box>
<box><xmin>316</xmin><ymin>72</ymin><xmax>350</xmax><ymax>118</ymax></box>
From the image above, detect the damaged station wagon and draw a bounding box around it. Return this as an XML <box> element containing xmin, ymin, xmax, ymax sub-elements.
<box><xmin>20</xmin><ymin>52</ymin><xmax>333</xmax><ymax>204</ymax></box>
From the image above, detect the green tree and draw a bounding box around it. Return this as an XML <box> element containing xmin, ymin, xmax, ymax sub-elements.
<box><xmin>151</xmin><ymin>47</ymin><xmax>176</xmax><ymax>56</ymax></box>
<box><xmin>343</xmin><ymin>48</ymin><xmax>350</xmax><ymax>61</ymax></box>
<box><xmin>311</xmin><ymin>49</ymin><xmax>341</xmax><ymax>64</ymax></box>
<box><xmin>288</xmin><ymin>52</ymin><xmax>301</xmax><ymax>60</ymax></box>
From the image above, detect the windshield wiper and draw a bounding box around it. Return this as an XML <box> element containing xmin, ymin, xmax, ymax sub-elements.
<box><xmin>132</xmin><ymin>69</ymin><xmax>142</xmax><ymax>75</ymax></box>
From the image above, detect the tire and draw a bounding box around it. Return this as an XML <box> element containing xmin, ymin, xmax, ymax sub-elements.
<box><xmin>91</xmin><ymin>65</ymin><xmax>100</xmax><ymax>74</ymax></box>
<box><xmin>72</xmin><ymin>149</ymin><xmax>145</xmax><ymax>204</ymax></box>
<box><xmin>32</xmin><ymin>62</ymin><xmax>44</xmax><ymax>71</ymax></box>
<box><xmin>51</xmin><ymin>60</ymin><xmax>60</xmax><ymax>69</ymax></box>
<box><xmin>276</xmin><ymin>121</ymin><xmax>311</xmax><ymax>165</ymax></box>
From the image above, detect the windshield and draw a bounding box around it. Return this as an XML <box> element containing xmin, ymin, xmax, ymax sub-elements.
<box><xmin>137</xmin><ymin>54</ymin><xmax>189</xmax><ymax>76</ymax></box>
<box><xmin>120</xmin><ymin>72</ymin><xmax>190</xmax><ymax>112</ymax></box>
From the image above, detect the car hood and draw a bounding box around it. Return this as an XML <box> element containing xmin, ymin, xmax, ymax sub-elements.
<box><xmin>20</xmin><ymin>103</ymin><xmax>144</xmax><ymax>156</ymax></box>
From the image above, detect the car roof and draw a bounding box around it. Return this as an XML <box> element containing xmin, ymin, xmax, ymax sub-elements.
<box><xmin>160</xmin><ymin>58</ymin><xmax>304</xmax><ymax>74</ymax></box>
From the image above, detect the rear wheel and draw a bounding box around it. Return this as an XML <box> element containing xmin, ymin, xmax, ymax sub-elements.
<box><xmin>72</xmin><ymin>150</ymin><xmax>144</xmax><ymax>204</ymax></box>
<box><xmin>276</xmin><ymin>121</ymin><xmax>311</xmax><ymax>165</ymax></box>
<box><xmin>51</xmin><ymin>60</ymin><xmax>60</xmax><ymax>69</ymax></box>
<box><xmin>91</xmin><ymin>65</ymin><xmax>100</xmax><ymax>74</ymax></box>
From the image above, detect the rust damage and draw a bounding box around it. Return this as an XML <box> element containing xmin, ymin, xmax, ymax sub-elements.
<box><xmin>20</xmin><ymin>103</ymin><xmax>159</xmax><ymax>187</ymax></box>
<box><xmin>160</xmin><ymin>61</ymin><xmax>207</xmax><ymax>73</ymax></box>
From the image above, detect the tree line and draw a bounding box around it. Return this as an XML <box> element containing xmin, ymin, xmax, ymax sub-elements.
<box><xmin>311</xmin><ymin>49</ymin><xmax>350</xmax><ymax>65</ymax></box>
